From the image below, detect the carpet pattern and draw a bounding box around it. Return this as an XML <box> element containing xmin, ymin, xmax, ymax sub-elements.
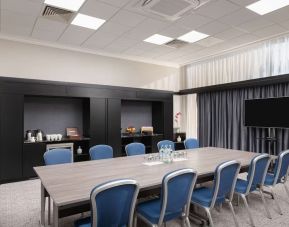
<box><xmin>1</xmin><ymin>174</ymin><xmax>289</xmax><ymax>227</ymax></box>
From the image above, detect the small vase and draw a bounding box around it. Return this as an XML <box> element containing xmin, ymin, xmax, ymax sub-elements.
<box><xmin>174</xmin><ymin>127</ymin><xmax>180</xmax><ymax>133</ymax></box>
<box><xmin>77</xmin><ymin>146</ymin><xmax>82</xmax><ymax>155</ymax></box>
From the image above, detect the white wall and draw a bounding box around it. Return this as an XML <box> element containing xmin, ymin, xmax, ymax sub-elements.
<box><xmin>0</xmin><ymin>39</ymin><xmax>180</xmax><ymax>89</ymax></box>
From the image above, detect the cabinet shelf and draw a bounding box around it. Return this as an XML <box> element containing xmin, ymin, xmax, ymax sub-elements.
<box><xmin>24</xmin><ymin>137</ymin><xmax>90</xmax><ymax>144</ymax></box>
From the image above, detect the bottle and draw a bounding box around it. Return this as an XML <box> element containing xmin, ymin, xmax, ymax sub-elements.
<box><xmin>159</xmin><ymin>145</ymin><xmax>164</xmax><ymax>161</ymax></box>
<box><xmin>26</xmin><ymin>130</ymin><xmax>32</xmax><ymax>141</ymax></box>
<box><xmin>163</xmin><ymin>145</ymin><xmax>169</xmax><ymax>164</ymax></box>
<box><xmin>177</xmin><ymin>135</ymin><xmax>182</xmax><ymax>142</ymax></box>
<box><xmin>36</xmin><ymin>130</ymin><xmax>43</xmax><ymax>142</ymax></box>
<box><xmin>77</xmin><ymin>146</ymin><xmax>82</xmax><ymax>155</ymax></box>
<box><xmin>169</xmin><ymin>145</ymin><xmax>173</xmax><ymax>163</ymax></box>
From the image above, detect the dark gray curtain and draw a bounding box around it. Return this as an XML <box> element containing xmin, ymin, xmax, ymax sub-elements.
<box><xmin>197</xmin><ymin>83</ymin><xmax>289</xmax><ymax>155</ymax></box>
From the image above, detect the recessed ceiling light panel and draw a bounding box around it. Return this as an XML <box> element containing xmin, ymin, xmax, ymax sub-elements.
<box><xmin>44</xmin><ymin>0</ymin><xmax>86</xmax><ymax>12</ymax></box>
<box><xmin>71</xmin><ymin>14</ymin><xmax>106</xmax><ymax>30</ymax></box>
<box><xmin>246</xmin><ymin>0</ymin><xmax>289</xmax><ymax>15</ymax></box>
<box><xmin>177</xmin><ymin>30</ymin><xmax>209</xmax><ymax>43</ymax></box>
<box><xmin>144</xmin><ymin>34</ymin><xmax>174</xmax><ymax>45</ymax></box>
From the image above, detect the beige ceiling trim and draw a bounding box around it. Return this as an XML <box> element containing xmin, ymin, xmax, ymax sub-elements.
<box><xmin>0</xmin><ymin>32</ymin><xmax>180</xmax><ymax>68</ymax></box>
<box><xmin>181</xmin><ymin>30</ymin><xmax>289</xmax><ymax>67</ymax></box>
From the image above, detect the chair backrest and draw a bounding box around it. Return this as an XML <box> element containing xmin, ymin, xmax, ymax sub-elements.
<box><xmin>43</xmin><ymin>148</ymin><xmax>73</xmax><ymax>165</ymax></box>
<box><xmin>246</xmin><ymin>154</ymin><xmax>270</xmax><ymax>193</ymax></box>
<box><xmin>89</xmin><ymin>145</ymin><xmax>113</xmax><ymax>160</ymax></box>
<box><xmin>184</xmin><ymin>138</ymin><xmax>199</xmax><ymax>149</ymax></box>
<box><xmin>90</xmin><ymin>179</ymin><xmax>139</xmax><ymax>227</ymax></box>
<box><xmin>125</xmin><ymin>143</ymin><xmax>145</xmax><ymax>156</ymax></box>
<box><xmin>273</xmin><ymin>150</ymin><xmax>289</xmax><ymax>185</ymax></box>
<box><xmin>211</xmin><ymin>160</ymin><xmax>241</xmax><ymax>208</ymax></box>
<box><xmin>157</xmin><ymin>140</ymin><xmax>175</xmax><ymax>151</ymax></box>
<box><xmin>159</xmin><ymin>169</ymin><xmax>197</xmax><ymax>226</ymax></box>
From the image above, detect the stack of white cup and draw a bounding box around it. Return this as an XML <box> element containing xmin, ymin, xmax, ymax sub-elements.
<box><xmin>46</xmin><ymin>134</ymin><xmax>63</xmax><ymax>141</ymax></box>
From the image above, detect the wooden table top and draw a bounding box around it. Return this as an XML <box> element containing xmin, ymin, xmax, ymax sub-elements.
<box><xmin>34</xmin><ymin>147</ymin><xmax>259</xmax><ymax>206</ymax></box>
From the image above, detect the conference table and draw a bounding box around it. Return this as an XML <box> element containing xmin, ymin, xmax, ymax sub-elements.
<box><xmin>34</xmin><ymin>147</ymin><xmax>261</xmax><ymax>227</ymax></box>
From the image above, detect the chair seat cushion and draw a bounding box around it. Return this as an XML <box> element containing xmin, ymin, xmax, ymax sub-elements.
<box><xmin>191</xmin><ymin>187</ymin><xmax>224</xmax><ymax>208</ymax></box>
<box><xmin>235</xmin><ymin>179</ymin><xmax>248</xmax><ymax>194</ymax></box>
<box><xmin>74</xmin><ymin>217</ymin><xmax>91</xmax><ymax>227</ymax></box>
<box><xmin>137</xmin><ymin>198</ymin><xmax>182</xmax><ymax>224</ymax></box>
<box><xmin>235</xmin><ymin>179</ymin><xmax>257</xmax><ymax>194</ymax></box>
<box><xmin>264</xmin><ymin>173</ymin><xmax>275</xmax><ymax>186</ymax></box>
<box><xmin>74</xmin><ymin>217</ymin><xmax>127</xmax><ymax>227</ymax></box>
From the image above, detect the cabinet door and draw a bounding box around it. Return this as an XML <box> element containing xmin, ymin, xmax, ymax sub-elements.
<box><xmin>90</xmin><ymin>98</ymin><xmax>106</xmax><ymax>147</ymax></box>
<box><xmin>23</xmin><ymin>143</ymin><xmax>46</xmax><ymax>178</ymax></box>
<box><xmin>107</xmin><ymin>99</ymin><xmax>121</xmax><ymax>157</ymax></box>
<box><xmin>0</xmin><ymin>94</ymin><xmax>24</xmax><ymax>181</ymax></box>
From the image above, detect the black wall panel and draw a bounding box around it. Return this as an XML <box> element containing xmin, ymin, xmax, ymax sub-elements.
<box><xmin>0</xmin><ymin>77</ymin><xmax>173</xmax><ymax>182</ymax></box>
<box><xmin>23</xmin><ymin>143</ymin><xmax>46</xmax><ymax>178</ymax></box>
<box><xmin>66</xmin><ymin>86</ymin><xmax>136</xmax><ymax>99</ymax></box>
<box><xmin>1</xmin><ymin>81</ymin><xmax>66</xmax><ymax>96</ymax></box>
<box><xmin>107</xmin><ymin>99</ymin><xmax>121</xmax><ymax>157</ymax></box>
<box><xmin>163</xmin><ymin>101</ymin><xmax>174</xmax><ymax>140</ymax></box>
<box><xmin>90</xmin><ymin>98</ymin><xmax>107</xmax><ymax>147</ymax></box>
<box><xmin>0</xmin><ymin>94</ymin><xmax>24</xmax><ymax>181</ymax></box>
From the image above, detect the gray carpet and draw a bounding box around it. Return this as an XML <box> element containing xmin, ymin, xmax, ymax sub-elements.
<box><xmin>1</xmin><ymin>174</ymin><xmax>289</xmax><ymax>227</ymax></box>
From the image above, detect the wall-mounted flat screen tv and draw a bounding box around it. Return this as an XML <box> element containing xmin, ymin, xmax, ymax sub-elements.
<box><xmin>244</xmin><ymin>97</ymin><xmax>289</xmax><ymax>128</ymax></box>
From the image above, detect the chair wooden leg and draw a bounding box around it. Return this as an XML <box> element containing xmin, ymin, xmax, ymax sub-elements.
<box><xmin>270</xmin><ymin>186</ymin><xmax>282</xmax><ymax>215</ymax></box>
<box><xmin>259</xmin><ymin>190</ymin><xmax>272</xmax><ymax>219</ymax></box>
<box><xmin>240</xmin><ymin>194</ymin><xmax>255</xmax><ymax>227</ymax></box>
<box><xmin>204</xmin><ymin>207</ymin><xmax>214</xmax><ymax>227</ymax></box>
<box><xmin>228</xmin><ymin>201</ymin><xmax>240</xmax><ymax>227</ymax></box>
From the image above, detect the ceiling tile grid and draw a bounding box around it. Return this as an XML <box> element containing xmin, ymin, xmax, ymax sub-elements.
<box><xmin>196</xmin><ymin>0</ymin><xmax>240</xmax><ymax>19</ymax></box>
<box><xmin>58</xmin><ymin>25</ymin><xmax>95</xmax><ymax>45</ymax></box>
<box><xmin>1</xmin><ymin>0</ymin><xmax>289</xmax><ymax>66</ymax></box>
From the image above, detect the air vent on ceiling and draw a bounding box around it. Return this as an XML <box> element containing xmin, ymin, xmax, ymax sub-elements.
<box><xmin>42</xmin><ymin>5</ymin><xmax>74</xmax><ymax>23</ymax></box>
<box><xmin>165</xmin><ymin>39</ymin><xmax>189</xmax><ymax>48</ymax></box>
<box><xmin>136</xmin><ymin>0</ymin><xmax>211</xmax><ymax>21</ymax></box>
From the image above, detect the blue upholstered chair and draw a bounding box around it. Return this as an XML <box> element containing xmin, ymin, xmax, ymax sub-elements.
<box><xmin>125</xmin><ymin>142</ymin><xmax>146</xmax><ymax>156</ymax></box>
<box><xmin>157</xmin><ymin>140</ymin><xmax>175</xmax><ymax>151</ymax></box>
<box><xmin>191</xmin><ymin>160</ymin><xmax>241</xmax><ymax>227</ymax></box>
<box><xmin>184</xmin><ymin>138</ymin><xmax>199</xmax><ymax>149</ymax></box>
<box><xmin>89</xmin><ymin>145</ymin><xmax>113</xmax><ymax>160</ymax></box>
<box><xmin>43</xmin><ymin>148</ymin><xmax>73</xmax><ymax>225</ymax></box>
<box><xmin>136</xmin><ymin>168</ymin><xmax>197</xmax><ymax>227</ymax></box>
<box><xmin>264</xmin><ymin>150</ymin><xmax>289</xmax><ymax>215</ymax></box>
<box><xmin>234</xmin><ymin>154</ymin><xmax>271</xmax><ymax>226</ymax></box>
<box><xmin>44</xmin><ymin>148</ymin><xmax>73</xmax><ymax>165</ymax></box>
<box><xmin>75</xmin><ymin>179</ymin><xmax>139</xmax><ymax>227</ymax></box>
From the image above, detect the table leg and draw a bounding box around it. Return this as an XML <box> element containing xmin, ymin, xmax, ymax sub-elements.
<box><xmin>40</xmin><ymin>183</ymin><xmax>45</xmax><ymax>226</ymax></box>
<box><xmin>53</xmin><ymin>202</ymin><xmax>59</xmax><ymax>227</ymax></box>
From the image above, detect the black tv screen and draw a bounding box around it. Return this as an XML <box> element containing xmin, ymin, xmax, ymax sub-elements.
<box><xmin>245</xmin><ymin>97</ymin><xmax>289</xmax><ymax>128</ymax></box>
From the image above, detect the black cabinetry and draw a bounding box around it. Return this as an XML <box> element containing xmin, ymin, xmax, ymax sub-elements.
<box><xmin>23</xmin><ymin>138</ymin><xmax>91</xmax><ymax>178</ymax></box>
<box><xmin>23</xmin><ymin>143</ymin><xmax>46</xmax><ymax>178</ymax></box>
<box><xmin>0</xmin><ymin>77</ymin><xmax>173</xmax><ymax>183</ymax></box>
<box><xmin>121</xmin><ymin>134</ymin><xmax>163</xmax><ymax>155</ymax></box>
<box><xmin>0</xmin><ymin>94</ymin><xmax>24</xmax><ymax>181</ymax></box>
<box><xmin>89</xmin><ymin>98</ymin><xmax>106</xmax><ymax>146</ymax></box>
<box><xmin>107</xmin><ymin>99</ymin><xmax>121</xmax><ymax>157</ymax></box>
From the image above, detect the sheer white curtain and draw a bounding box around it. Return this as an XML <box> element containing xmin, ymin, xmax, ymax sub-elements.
<box><xmin>185</xmin><ymin>34</ymin><xmax>289</xmax><ymax>89</ymax></box>
<box><xmin>143</xmin><ymin>34</ymin><xmax>289</xmax><ymax>140</ymax></box>
<box><xmin>184</xmin><ymin>33</ymin><xmax>289</xmax><ymax>140</ymax></box>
